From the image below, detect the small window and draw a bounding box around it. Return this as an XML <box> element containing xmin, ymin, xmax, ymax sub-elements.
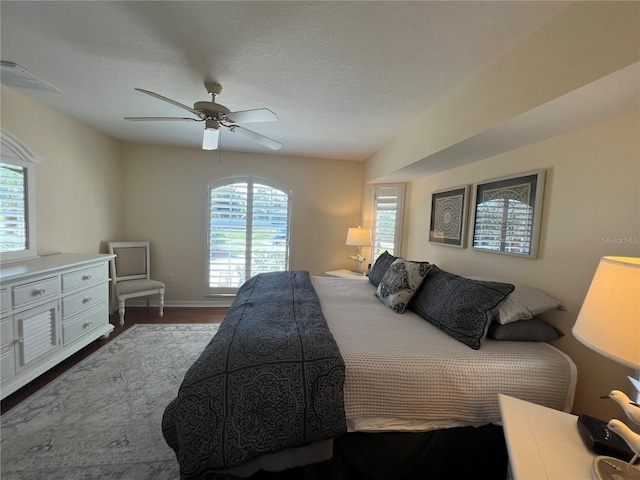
<box><xmin>206</xmin><ymin>177</ymin><xmax>291</xmax><ymax>295</ymax></box>
<box><xmin>1</xmin><ymin>129</ymin><xmax>41</xmax><ymax>263</ymax></box>
<box><xmin>372</xmin><ymin>184</ymin><xmax>405</xmax><ymax>261</ymax></box>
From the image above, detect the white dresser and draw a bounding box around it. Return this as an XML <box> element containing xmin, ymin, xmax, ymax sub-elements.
<box><xmin>0</xmin><ymin>253</ymin><xmax>115</xmax><ymax>400</ymax></box>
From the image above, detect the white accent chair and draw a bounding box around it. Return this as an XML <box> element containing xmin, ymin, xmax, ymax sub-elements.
<box><xmin>108</xmin><ymin>241</ymin><xmax>165</xmax><ymax>326</ymax></box>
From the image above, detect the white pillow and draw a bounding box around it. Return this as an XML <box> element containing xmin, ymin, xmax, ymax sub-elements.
<box><xmin>465</xmin><ymin>276</ymin><xmax>564</xmax><ymax>324</ymax></box>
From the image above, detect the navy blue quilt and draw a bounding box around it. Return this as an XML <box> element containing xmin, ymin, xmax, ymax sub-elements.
<box><xmin>162</xmin><ymin>270</ymin><xmax>346</xmax><ymax>479</ymax></box>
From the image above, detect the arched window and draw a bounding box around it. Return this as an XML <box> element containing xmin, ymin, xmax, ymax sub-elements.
<box><xmin>206</xmin><ymin>177</ymin><xmax>291</xmax><ymax>295</ymax></box>
<box><xmin>1</xmin><ymin>129</ymin><xmax>42</xmax><ymax>263</ymax></box>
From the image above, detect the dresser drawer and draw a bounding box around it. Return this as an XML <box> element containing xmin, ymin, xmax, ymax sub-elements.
<box><xmin>63</xmin><ymin>306</ymin><xmax>104</xmax><ymax>346</ymax></box>
<box><xmin>62</xmin><ymin>284</ymin><xmax>106</xmax><ymax>319</ymax></box>
<box><xmin>62</xmin><ymin>264</ymin><xmax>107</xmax><ymax>292</ymax></box>
<box><xmin>12</xmin><ymin>276</ymin><xmax>60</xmax><ymax>309</ymax></box>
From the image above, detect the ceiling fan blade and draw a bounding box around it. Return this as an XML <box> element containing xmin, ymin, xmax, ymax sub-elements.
<box><xmin>225</xmin><ymin>108</ymin><xmax>278</xmax><ymax>124</ymax></box>
<box><xmin>124</xmin><ymin>116</ymin><xmax>200</xmax><ymax>122</ymax></box>
<box><xmin>134</xmin><ymin>88</ymin><xmax>203</xmax><ymax>117</ymax></box>
<box><xmin>228</xmin><ymin>125</ymin><xmax>282</xmax><ymax>150</ymax></box>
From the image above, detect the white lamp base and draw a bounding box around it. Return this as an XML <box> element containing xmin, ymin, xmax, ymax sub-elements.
<box><xmin>593</xmin><ymin>456</ymin><xmax>640</xmax><ymax>480</ymax></box>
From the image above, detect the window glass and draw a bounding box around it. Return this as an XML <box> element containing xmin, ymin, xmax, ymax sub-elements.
<box><xmin>0</xmin><ymin>162</ymin><xmax>28</xmax><ymax>252</ymax></box>
<box><xmin>207</xmin><ymin>177</ymin><xmax>290</xmax><ymax>295</ymax></box>
<box><xmin>372</xmin><ymin>184</ymin><xmax>404</xmax><ymax>261</ymax></box>
<box><xmin>1</xmin><ymin>130</ymin><xmax>40</xmax><ymax>263</ymax></box>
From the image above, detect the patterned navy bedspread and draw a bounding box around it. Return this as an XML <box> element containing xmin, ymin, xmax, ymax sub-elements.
<box><xmin>162</xmin><ymin>270</ymin><xmax>346</xmax><ymax>479</ymax></box>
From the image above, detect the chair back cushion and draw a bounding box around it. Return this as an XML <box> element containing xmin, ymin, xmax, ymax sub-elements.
<box><xmin>110</xmin><ymin>243</ymin><xmax>150</xmax><ymax>281</ymax></box>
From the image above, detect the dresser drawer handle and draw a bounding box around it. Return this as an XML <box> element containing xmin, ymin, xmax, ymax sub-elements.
<box><xmin>83</xmin><ymin>297</ymin><xmax>92</xmax><ymax>304</ymax></box>
<box><xmin>83</xmin><ymin>274</ymin><xmax>92</xmax><ymax>281</ymax></box>
<box><xmin>34</xmin><ymin>288</ymin><xmax>46</xmax><ymax>296</ymax></box>
<box><xmin>83</xmin><ymin>321</ymin><xmax>93</xmax><ymax>328</ymax></box>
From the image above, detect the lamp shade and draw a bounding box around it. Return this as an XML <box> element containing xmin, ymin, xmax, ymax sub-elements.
<box><xmin>572</xmin><ymin>256</ymin><xmax>640</xmax><ymax>370</ymax></box>
<box><xmin>346</xmin><ymin>227</ymin><xmax>372</xmax><ymax>246</ymax></box>
<box><xmin>202</xmin><ymin>120</ymin><xmax>220</xmax><ymax>150</ymax></box>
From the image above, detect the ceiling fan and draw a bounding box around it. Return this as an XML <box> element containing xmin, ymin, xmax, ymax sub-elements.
<box><xmin>124</xmin><ymin>82</ymin><xmax>281</xmax><ymax>151</ymax></box>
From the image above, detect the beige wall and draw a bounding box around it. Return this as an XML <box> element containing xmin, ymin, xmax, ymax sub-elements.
<box><xmin>1</xmin><ymin>86</ymin><xmax>123</xmax><ymax>255</ymax></box>
<box><xmin>365</xmin><ymin>1</ymin><xmax>640</xmax><ymax>183</ymax></box>
<box><xmin>120</xmin><ymin>143</ymin><xmax>362</xmax><ymax>303</ymax></box>
<box><xmin>1</xmin><ymin>86</ymin><xmax>363</xmax><ymax>304</ymax></box>
<box><xmin>360</xmin><ymin>1</ymin><xmax>640</xmax><ymax>420</ymax></box>
<box><xmin>400</xmin><ymin>111</ymin><xmax>639</xmax><ymax>420</ymax></box>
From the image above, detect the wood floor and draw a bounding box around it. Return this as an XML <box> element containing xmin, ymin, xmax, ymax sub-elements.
<box><xmin>0</xmin><ymin>307</ymin><xmax>229</xmax><ymax>415</ymax></box>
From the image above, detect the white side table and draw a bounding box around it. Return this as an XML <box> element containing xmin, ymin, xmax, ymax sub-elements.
<box><xmin>326</xmin><ymin>269</ymin><xmax>369</xmax><ymax>280</ymax></box>
<box><xmin>499</xmin><ymin>394</ymin><xmax>597</xmax><ymax>479</ymax></box>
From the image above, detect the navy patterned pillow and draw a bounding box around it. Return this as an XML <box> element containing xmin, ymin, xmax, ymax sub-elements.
<box><xmin>375</xmin><ymin>259</ymin><xmax>431</xmax><ymax>313</ymax></box>
<box><xmin>410</xmin><ymin>266</ymin><xmax>515</xmax><ymax>349</ymax></box>
<box><xmin>368</xmin><ymin>251</ymin><xmax>398</xmax><ymax>287</ymax></box>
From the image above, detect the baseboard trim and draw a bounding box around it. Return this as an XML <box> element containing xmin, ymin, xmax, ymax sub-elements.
<box><xmin>124</xmin><ymin>300</ymin><xmax>234</xmax><ymax>308</ymax></box>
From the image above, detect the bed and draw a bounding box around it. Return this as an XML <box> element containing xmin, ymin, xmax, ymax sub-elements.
<box><xmin>162</xmin><ymin>258</ymin><xmax>577</xmax><ymax>480</ymax></box>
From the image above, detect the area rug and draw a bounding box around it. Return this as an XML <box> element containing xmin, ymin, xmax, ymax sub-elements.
<box><xmin>1</xmin><ymin>323</ymin><xmax>219</xmax><ymax>480</ymax></box>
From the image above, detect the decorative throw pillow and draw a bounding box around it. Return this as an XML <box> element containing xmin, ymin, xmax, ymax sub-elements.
<box><xmin>375</xmin><ymin>259</ymin><xmax>430</xmax><ymax>313</ymax></box>
<box><xmin>488</xmin><ymin>318</ymin><xmax>564</xmax><ymax>342</ymax></box>
<box><xmin>465</xmin><ymin>276</ymin><xmax>564</xmax><ymax>324</ymax></box>
<box><xmin>368</xmin><ymin>251</ymin><xmax>399</xmax><ymax>287</ymax></box>
<box><xmin>410</xmin><ymin>266</ymin><xmax>515</xmax><ymax>350</ymax></box>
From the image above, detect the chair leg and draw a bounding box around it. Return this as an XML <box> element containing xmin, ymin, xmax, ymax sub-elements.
<box><xmin>159</xmin><ymin>291</ymin><xmax>165</xmax><ymax>317</ymax></box>
<box><xmin>119</xmin><ymin>299</ymin><xmax>126</xmax><ymax>326</ymax></box>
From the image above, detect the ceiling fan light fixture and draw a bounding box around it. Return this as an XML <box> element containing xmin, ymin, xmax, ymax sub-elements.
<box><xmin>203</xmin><ymin>120</ymin><xmax>219</xmax><ymax>150</ymax></box>
<box><xmin>125</xmin><ymin>83</ymin><xmax>281</xmax><ymax>151</ymax></box>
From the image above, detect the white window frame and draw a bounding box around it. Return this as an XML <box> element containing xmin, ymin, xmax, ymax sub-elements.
<box><xmin>372</xmin><ymin>184</ymin><xmax>405</xmax><ymax>262</ymax></box>
<box><xmin>1</xmin><ymin>129</ymin><xmax>42</xmax><ymax>263</ymax></box>
<box><xmin>205</xmin><ymin>176</ymin><xmax>291</xmax><ymax>296</ymax></box>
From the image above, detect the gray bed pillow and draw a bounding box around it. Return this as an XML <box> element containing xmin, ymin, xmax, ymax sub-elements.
<box><xmin>410</xmin><ymin>265</ymin><xmax>515</xmax><ymax>350</ymax></box>
<box><xmin>487</xmin><ymin>318</ymin><xmax>564</xmax><ymax>342</ymax></box>
<box><xmin>368</xmin><ymin>251</ymin><xmax>398</xmax><ymax>287</ymax></box>
<box><xmin>465</xmin><ymin>275</ymin><xmax>564</xmax><ymax>324</ymax></box>
<box><xmin>375</xmin><ymin>259</ymin><xmax>431</xmax><ymax>313</ymax></box>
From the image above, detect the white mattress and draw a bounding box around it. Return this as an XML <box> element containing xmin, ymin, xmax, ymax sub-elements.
<box><xmin>312</xmin><ymin>276</ymin><xmax>577</xmax><ymax>433</ymax></box>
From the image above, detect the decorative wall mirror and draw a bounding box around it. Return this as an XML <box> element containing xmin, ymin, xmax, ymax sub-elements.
<box><xmin>471</xmin><ymin>170</ymin><xmax>545</xmax><ymax>259</ymax></box>
<box><xmin>1</xmin><ymin>129</ymin><xmax>42</xmax><ymax>263</ymax></box>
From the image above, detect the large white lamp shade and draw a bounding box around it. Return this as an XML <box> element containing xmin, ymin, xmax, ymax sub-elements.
<box><xmin>572</xmin><ymin>256</ymin><xmax>640</xmax><ymax>370</ymax></box>
<box><xmin>346</xmin><ymin>227</ymin><xmax>372</xmax><ymax>246</ymax></box>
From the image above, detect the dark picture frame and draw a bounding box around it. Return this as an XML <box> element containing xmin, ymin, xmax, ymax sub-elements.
<box><xmin>429</xmin><ymin>185</ymin><xmax>469</xmax><ymax>248</ymax></box>
<box><xmin>471</xmin><ymin>170</ymin><xmax>545</xmax><ymax>259</ymax></box>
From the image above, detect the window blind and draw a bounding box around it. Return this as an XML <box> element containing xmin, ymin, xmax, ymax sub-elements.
<box><xmin>473</xmin><ymin>198</ymin><xmax>534</xmax><ymax>255</ymax></box>
<box><xmin>207</xmin><ymin>179</ymin><xmax>290</xmax><ymax>294</ymax></box>
<box><xmin>0</xmin><ymin>162</ymin><xmax>27</xmax><ymax>252</ymax></box>
<box><xmin>372</xmin><ymin>185</ymin><xmax>404</xmax><ymax>261</ymax></box>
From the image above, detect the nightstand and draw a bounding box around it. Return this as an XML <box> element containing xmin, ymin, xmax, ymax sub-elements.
<box><xmin>499</xmin><ymin>394</ymin><xmax>596</xmax><ymax>479</ymax></box>
<box><xmin>325</xmin><ymin>269</ymin><xmax>369</xmax><ymax>280</ymax></box>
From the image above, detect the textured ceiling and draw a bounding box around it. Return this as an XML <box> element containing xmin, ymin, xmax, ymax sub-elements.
<box><xmin>0</xmin><ymin>1</ymin><xmax>569</xmax><ymax>160</ymax></box>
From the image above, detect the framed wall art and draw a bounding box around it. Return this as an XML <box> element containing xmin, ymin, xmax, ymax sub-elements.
<box><xmin>471</xmin><ymin>170</ymin><xmax>545</xmax><ymax>259</ymax></box>
<box><xmin>429</xmin><ymin>185</ymin><xmax>469</xmax><ymax>248</ymax></box>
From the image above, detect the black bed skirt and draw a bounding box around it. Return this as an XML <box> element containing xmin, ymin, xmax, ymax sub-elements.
<box><xmin>229</xmin><ymin>424</ymin><xmax>508</xmax><ymax>480</ymax></box>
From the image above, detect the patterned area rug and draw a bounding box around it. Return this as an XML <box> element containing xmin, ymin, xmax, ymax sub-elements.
<box><xmin>1</xmin><ymin>323</ymin><xmax>219</xmax><ymax>480</ymax></box>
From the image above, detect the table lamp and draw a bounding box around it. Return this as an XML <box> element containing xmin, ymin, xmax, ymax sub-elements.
<box><xmin>346</xmin><ymin>226</ymin><xmax>372</xmax><ymax>275</ymax></box>
<box><xmin>572</xmin><ymin>256</ymin><xmax>640</xmax><ymax>479</ymax></box>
